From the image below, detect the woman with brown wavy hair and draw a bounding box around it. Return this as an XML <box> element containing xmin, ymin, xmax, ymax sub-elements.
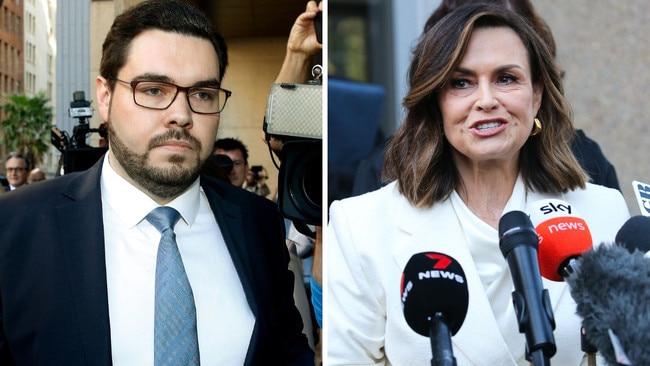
<box><xmin>327</xmin><ymin>3</ymin><xmax>629</xmax><ymax>365</ymax></box>
<box><xmin>351</xmin><ymin>0</ymin><xmax>619</xmax><ymax>197</ymax></box>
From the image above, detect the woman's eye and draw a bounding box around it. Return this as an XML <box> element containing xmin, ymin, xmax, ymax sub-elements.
<box><xmin>498</xmin><ymin>75</ymin><xmax>517</xmax><ymax>84</ymax></box>
<box><xmin>451</xmin><ymin>78</ymin><xmax>470</xmax><ymax>88</ymax></box>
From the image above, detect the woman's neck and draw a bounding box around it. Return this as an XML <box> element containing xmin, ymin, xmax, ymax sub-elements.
<box><xmin>455</xmin><ymin>159</ymin><xmax>519</xmax><ymax>228</ymax></box>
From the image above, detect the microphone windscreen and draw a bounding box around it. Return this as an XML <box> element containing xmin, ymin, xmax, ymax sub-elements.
<box><xmin>401</xmin><ymin>252</ymin><xmax>469</xmax><ymax>337</ymax></box>
<box><xmin>615</xmin><ymin>215</ymin><xmax>650</xmax><ymax>253</ymax></box>
<box><xmin>565</xmin><ymin>243</ymin><xmax>650</xmax><ymax>365</ymax></box>
<box><xmin>528</xmin><ymin>199</ymin><xmax>592</xmax><ymax>281</ymax></box>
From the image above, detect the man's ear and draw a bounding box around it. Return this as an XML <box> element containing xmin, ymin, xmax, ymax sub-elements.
<box><xmin>96</xmin><ymin>76</ymin><xmax>111</xmax><ymax>122</ymax></box>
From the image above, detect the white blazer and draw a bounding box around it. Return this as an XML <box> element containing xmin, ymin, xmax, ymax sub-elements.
<box><xmin>327</xmin><ymin>181</ymin><xmax>630</xmax><ymax>366</ymax></box>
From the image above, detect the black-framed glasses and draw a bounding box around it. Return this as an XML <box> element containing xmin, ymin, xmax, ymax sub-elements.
<box><xmin>113</xmin><ymin>78</ymin><xmax>232</xmax><ymax>114</ymax></box>
<box><xmin>6</xmin><ymin>167</ymin><xmax>26</xmax><ymax>173</ymax></box>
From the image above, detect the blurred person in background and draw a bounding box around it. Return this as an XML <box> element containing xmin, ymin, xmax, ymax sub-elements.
<box><xmin>28</xmin><ymin>168</ymin><xmax>47</xmax><ymax>184</ymax></box>
<box><xmin>4</xmin><ymin>152</ymin><xmax>30</xmax><ymax>191</ymax></box>
<box><xmin>244</xmin><ymin>165</ymin><xmax>272</xmax><ymax>198</ymax></box>
<box><xmin>213</xmin><ymin>137</ymin><xmax>250</xmax><ymax>188</ymax></box>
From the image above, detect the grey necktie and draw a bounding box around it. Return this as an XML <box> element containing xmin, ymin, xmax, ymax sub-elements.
<box><xmin>146</xmin><ymin>206</ymin><xmax>200</xmax><ymax>366</ymax></box>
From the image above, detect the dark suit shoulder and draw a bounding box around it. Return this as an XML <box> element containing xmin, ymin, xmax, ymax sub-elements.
<box><xmin>200</xmin><ymin>174</ymin><xmax>279</xmax><ymax>212</ymax></box>
<box><xmin>0</xmin><ymin>170</ymin><xmax>91</xmax><ymax>208</ymax></box>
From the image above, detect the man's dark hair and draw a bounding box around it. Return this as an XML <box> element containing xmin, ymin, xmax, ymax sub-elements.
<box><xmin>214</xmin><ymin>138</ymin><xmax>249</xmax><ymax>164</ymax></box>
<box><xmin>100</xmin><ymin>0</ymin><xmax>228</xmax><ymax>89</ymax></box>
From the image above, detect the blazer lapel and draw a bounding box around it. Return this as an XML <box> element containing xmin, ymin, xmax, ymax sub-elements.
<box><xmin>56</xmin><ymin>158</ymin><xmax>112</xmax><ymax>364</ymax></box>
<box><xmin>200</xmin><ymin>178</ymin><xmax>259</xmax><ymax>315</ymax></box>
<box><xmin>200</xmin><ymin>178</ymin><xmax>265</xmax><ymax>365</ymax></box>
<box><xmin>390</xmin><ymin>198</ymin><xmax>518</xmax><ymax>365</ymax></box>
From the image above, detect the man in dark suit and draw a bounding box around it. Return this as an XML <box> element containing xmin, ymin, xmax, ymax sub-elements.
<box><xmin>3</xmin><ymin>153</ymin><xmax>29</xmax><ymax>191</ymax></box>
<box><xmin>0</xmin><ymin>1</ymin><xmax>313</xmax><ymax>365</ymax></box>
<box><xmin>0</xmin><ymin>175</ymin><xmax>7</xmax><ymax>192</ymax></box>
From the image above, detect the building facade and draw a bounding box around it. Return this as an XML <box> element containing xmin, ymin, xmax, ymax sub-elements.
<box><xmin>0</xmin><ymin>0</ymin><xmax>24</xmax><ymax>120</ymax></box>
<box><xmin>0</xmin><ymin>0</ymin><xmax>56</xmax><ymax>172</ymax></box>
<box><xmin>25</xmin><ymin>0</ymin><xmax>56</xmax><ymax>171</ymax></box>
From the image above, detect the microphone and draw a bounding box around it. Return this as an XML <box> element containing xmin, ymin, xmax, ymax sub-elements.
<box><xmin>614</xmin><ymin>215</ymin><xmax>650</xmax><ymax>253</ymax></box>
<box><xmin>498</xmin><ymin>210</ymin><xmax>556</xmax><ymax>365</ymax></box>
<box><xmin>401</xmin><ymin>252</ymin><xmax>469</xmax><ymax>366</ymax></box>
<box><xmin>565</xmin><ymin>243</ymin><xmax>650</xmax><ymax>365</ymax></box>
<box><xmin>528</xmin><ymin>199</ymin><xmax>593</xmax><ymax>281</ymax></box>
<box><xmin>528</xmin><ymin>199</ymin><xmax>597</xmax><ymax>362</ymax></box>
<box><xmin>632</xmin><ymin>180</ymin><xmax>650</xmax><ymax>217</ymax></box>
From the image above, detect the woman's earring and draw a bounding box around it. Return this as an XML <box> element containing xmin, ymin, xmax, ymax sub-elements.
<box><xmin>531</xmin><ymin>118</ymin><xmax>542</xmax><ymax>136</ymax></box>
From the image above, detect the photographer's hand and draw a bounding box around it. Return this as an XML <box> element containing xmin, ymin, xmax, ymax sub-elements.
<box><xmin>312</xmin><ymin>226</ymin><xmax>322</xmax><ymax>286</ymax></box>
<box><xmin>275</xmin><ymin>1</ymin><xmax>323</xmax><ymax>84</ymax></box>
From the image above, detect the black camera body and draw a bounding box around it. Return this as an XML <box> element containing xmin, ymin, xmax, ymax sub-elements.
<box><xmin>277</xmin><ymin>138</ymin><xmax>322</xmax><ymax>226</ymax></box>
<box><xmin>51</xmin><ymin>91</ymin><xmax>107</xmax><ymax>175</ymax></box>
<box><xmin>264</xmin><ymin>67</ymin><xmax>323</xmax><ymax>227</ymax></box>
<box><xmin>250</xmin><ymin>165</ymin><xmax>265</xmax><ymax>181</ymax></box>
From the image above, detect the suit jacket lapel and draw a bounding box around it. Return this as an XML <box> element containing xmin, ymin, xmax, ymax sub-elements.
<box><xmin>200</xmin><ymin>178</ymin><xmax>259</xmax><ymax>316</ymax></box>
<box><xmin>200</xmin><ymin>178</ymin><xmax>265</xmax><ymax>365</ymax></box>
<box><xmin>56</xmin><ymin>158</ymin><xmax>112</xmax><ymax>364</ymax></box>
<box><xmin>390</xmin><ymin>198</ymin><xmax>518</xmax><ymax>365</ymax></box>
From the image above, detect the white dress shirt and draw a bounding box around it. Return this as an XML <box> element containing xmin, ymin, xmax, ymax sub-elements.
<box><xmin>100</xmin><ymin>156</ymin><xmax>255</xmax><ymax>365</ymax></box>
<box><xmin>450</xmin><ymin>177</ymin><xmax>532</xmax><ymax>362</ymax></box>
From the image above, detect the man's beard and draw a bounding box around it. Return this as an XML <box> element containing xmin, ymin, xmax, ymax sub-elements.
<box><xmin>107</xmin><ymin>122</ymin><xmax>204</xmax><ymax>200</ymax></box>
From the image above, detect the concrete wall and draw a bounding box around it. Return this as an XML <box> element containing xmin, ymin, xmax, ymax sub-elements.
<box><xmin>533</xmin><ymin>0</ymin><xmax>650</xmax><ymax>214</ymax></box>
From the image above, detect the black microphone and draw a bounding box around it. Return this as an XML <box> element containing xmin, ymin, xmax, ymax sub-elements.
<box><xmin>528</xmin><ymin>199</ymin><xmax>598</xmax><ymax>363</ymax></box>
<box><xmin>498</xmin><ymin>211</ymin><xmax>556</xmax><ymax>366</ymax></box>
<box><xmin>401</xmin><ymin>252</ymin><xmax>469</xmax><ymax>366</ymax></box>
<box><xmin>565</xmin><ymin>243</ymin><xmax>650</xmax><ymax>365</ymax></box>
<box><xmin>615</xmin><ymin>215</ymin><xmax>650</xmax><ymax>254</ymax></box>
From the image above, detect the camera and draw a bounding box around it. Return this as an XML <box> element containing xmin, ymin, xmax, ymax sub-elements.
<box><xmin>263</xmin><ymin>65</ymin><xmax>323</xmax><ymax>228</ymax></box>
<box><xmin>250</xmin><ymin>165</ymin><xmax>266</xmax><ymax>181</ymax></box>
<box><xmin>68</xmin><ymin>91</ymin><xmax>94</xmax><ymax>119</ymax></box>
<box><xmin>51</xmin><ymin>91</ymin><xmax>108</xmax><ymax>175</ymax></box>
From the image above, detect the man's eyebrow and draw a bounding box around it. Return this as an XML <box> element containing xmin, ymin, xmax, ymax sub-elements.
<box><xmin>132</xmin><ymin>73</ymin><xmax>221</xmax><ymax>88</ymax></box>
<box><xmin>131</xmin><ymin>73</ymin><xmax>172</xmax><ymax>83</ymax></box>
<box><xmin>193</xmin><ymin>79</ymin><xmax>221</xmax><ymax>88</ymax></box>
